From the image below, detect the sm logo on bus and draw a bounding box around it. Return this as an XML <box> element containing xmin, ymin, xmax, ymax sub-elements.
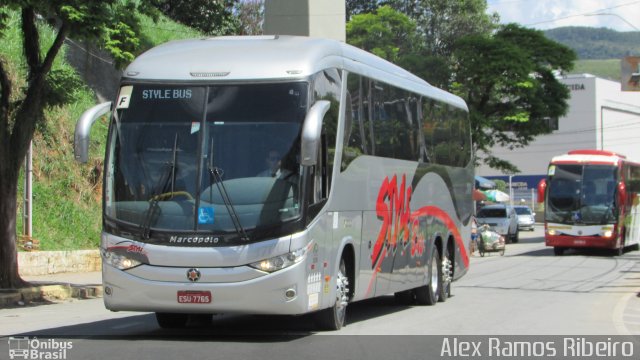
<box><xmin>373</xmin><ymin>174</ymin><xmax>426</xmax><ymax>268</ymax></box>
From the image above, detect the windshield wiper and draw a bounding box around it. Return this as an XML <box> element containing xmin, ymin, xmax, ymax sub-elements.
<box><xmin>140</xmin><ymin>134</ymin><xmax>179</xmax><ymax>239</ymax></box>
<box><xmin>208</xmin><ymin>166</ymin><xmax>250</xmax><ymax>242</ymax></box>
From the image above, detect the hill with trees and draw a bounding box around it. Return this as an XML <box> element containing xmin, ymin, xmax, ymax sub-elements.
<box><xmin>543</xmin><ymin>26</ymin><xmax>640</xmax><ymax>81</ymax></box>
<box><xmin>544</xmin><ymin>26</ymin><xmax>640</xmax><ymax>60</ymax></box>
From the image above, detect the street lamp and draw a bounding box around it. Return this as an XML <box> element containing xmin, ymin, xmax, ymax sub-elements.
<box><xmin>585</xmin><ymin>13</ymin><xmax>639</xmax><ymax>31</ymax></box>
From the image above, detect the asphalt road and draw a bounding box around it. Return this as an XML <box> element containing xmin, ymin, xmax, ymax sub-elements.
<box><xmin>2</xmin><ymin>226</ymin><xmax>640</xmax><ymax>359</ymax></box>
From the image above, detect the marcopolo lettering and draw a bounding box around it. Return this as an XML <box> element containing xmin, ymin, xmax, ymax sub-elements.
<box><xmin>169</xmin><ymin>236</ymin><xmax>220</xmax><ymax>244</ymax></box>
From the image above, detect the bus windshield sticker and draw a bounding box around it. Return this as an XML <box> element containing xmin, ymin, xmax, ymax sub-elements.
<box><xmin>548</xmin><ymin>165</ymin><xmax>556</xmax><ymax>176</ymax></box>
<box><xmin>116</xmin><ymin>85</ymin><xmax>133</xmax><ymax>109</ymax></box>
<box><xmin>191</xmin><ymin>122</ymin><xmax>200</xmax><ymax>134</ymax></box>
<box><xmin>198</xmin><ymin>207</ymin><xmax>214</xmax><ymax>224</ymax></box>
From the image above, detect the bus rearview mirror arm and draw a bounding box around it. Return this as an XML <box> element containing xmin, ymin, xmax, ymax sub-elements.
<box><xmin>301</xmin><ymin>100</ymin><xmax>330</xmax><ymax>166</ymax></box>
<box><xmin>74</xmin><ymin>102</ymin><xmax>112</xmax><ymax>163</ymax></box>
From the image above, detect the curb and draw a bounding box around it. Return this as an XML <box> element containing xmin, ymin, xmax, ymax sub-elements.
<box><xmin>0</xmin><ymin>284</ymin><xmax>103</xmax><ymax>308</ymax></box>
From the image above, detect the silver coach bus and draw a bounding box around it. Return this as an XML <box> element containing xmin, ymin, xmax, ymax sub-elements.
<box><xmin>75</xmin><ymin>36</ymin><xmax>474</xmax><ymax>330</ymax></box>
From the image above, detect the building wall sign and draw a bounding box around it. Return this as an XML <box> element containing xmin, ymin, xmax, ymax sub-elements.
<box><xmin>565</xmin><ymin>83</ymin><xmax>586</xmax><ymax>91</ymax></box>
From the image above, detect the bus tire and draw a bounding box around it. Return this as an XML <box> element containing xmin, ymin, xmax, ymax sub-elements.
<box><xmin>155</xmin><ymin>312</ymin><xmax>188</xmax><ymax>329</ymax></box>
<box><xmin>315</xmin><ymin>256</ymin><xmax>349</xmax><ymax>331</ymax></box>
<box><xmin>438</xmin><ymin>244</ymin><xmax>452</xmax><ymax>302</ymax></box>
<box><xmin>415</xmin><ymin>245</ymin><xmax>440</xmax><ymax>306</ymax></box>
<box><xmin>614</xmin><ymin>246</ymin><xmax>624</xmax><ymax>256</ymax></box>
<box><xmin>553</xmin><ymin>247</ymin><xmax>565</xmax><ymax>256</ymax></box>
<box><xmin>512</xmin><ymin>230</ymin><xmax>519</xmax><ymax>243</ymax></box>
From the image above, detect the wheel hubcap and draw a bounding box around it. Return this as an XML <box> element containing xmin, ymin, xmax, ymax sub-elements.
<box><xmin>336</xmin><ymin>267</ymin><xmax>349</xmax><ymax>308</ymax></box>
<box><xmin>442</xmin><ymin>256</ymin><xmax>453</xmax><ymax>286</ymax></box>
<box><xmin>430</xmin><ymin>257</ymin><xmax>439</xmax><ymax>294</ymax></box>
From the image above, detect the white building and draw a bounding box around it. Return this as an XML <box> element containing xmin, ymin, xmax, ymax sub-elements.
<box><xmin>477</xmin><ymin>74</ymin><xmax>640</xmax><ymax>201</ymax></box>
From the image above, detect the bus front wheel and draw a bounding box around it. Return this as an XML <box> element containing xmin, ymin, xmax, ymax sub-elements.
<box><xmin>553</xmin><ymin>247</ymin><xmax>565</xmax><ymax>256</ymax></box>
<box><xmin>315</xmin><ymin>257</ymin><xmax>349</xmax><ymax>330</ymax></box>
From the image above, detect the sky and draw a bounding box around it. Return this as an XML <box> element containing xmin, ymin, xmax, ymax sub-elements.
<box><xmin>486</xmin><ymin>0</ymin><xmax>640</xmax><ymax>32</ymax></box>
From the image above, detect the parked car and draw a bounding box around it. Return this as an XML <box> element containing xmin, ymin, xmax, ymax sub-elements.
<box><xmin>476</xmin><ymin>204</ymin><xmax>519</xmax><ymax>243</ymax></box>
<box><xmin>514</xmin><ymin>205</ymin><xmax>536</xmax><ymax>231</ymax></box>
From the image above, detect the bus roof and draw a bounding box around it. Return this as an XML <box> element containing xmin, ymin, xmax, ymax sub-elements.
<box><xmin>550</xmin><ymin>149</ymin><xmax>628</xmax><ymax>166</ymax></box>
<box><xmin>123</xmin><ymin>35</ymin><xmax>467</xmax><ymax>111</ymax></box>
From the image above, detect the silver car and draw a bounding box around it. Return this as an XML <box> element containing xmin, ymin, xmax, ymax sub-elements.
<box><xmin>514</xmin><ymin>205</ymin><xmax>536</xmax><ymax>231</ymax></box>
<box><xmin>476</xmin><ymin>204</ymin><xmax>519</xmax><ymax>243</ymax></box>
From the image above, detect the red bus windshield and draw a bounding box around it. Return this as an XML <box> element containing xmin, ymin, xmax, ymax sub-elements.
<box><xmin>546</xmin><ymin>164</ymin><xmax>618</xmax><ymax>225</ymax></box>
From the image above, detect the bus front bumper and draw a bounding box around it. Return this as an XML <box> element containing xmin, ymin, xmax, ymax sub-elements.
<box><xmin>545</xmin><ymin>234</ymin><xmax>618</xmax><ymax>249</ymax></box>
<box><xmin>101</xmin><ymin>261</ymin><xmax>321</xmax><ymax>315</ymax></box>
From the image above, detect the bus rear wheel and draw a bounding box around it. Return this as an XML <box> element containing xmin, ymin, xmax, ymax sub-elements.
<box><xmin>438</xmin><ymin>245</ymin><xmax>452</xmax><ymax>302</ymax></box>
<box><xmin>315</xmin><ymin>257</ymin><xmax>349</xmax><ymax>330</ymax></box>
<box><xmin>415</xmin><ymin>245</ymin><xmax>440</xmax><ymax>306</ymax></box>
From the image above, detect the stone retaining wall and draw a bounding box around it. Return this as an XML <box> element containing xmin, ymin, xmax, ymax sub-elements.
<box><xmin>18</xmin><ymin>250</ymin><xmax>101</xmax><ymax>276</ymax></box>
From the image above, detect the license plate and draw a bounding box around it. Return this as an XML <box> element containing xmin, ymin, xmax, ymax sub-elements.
<box><xmin>177</xmin><ymin>291</ymin><xmax>212</xmax><ymax>304</ymax></box>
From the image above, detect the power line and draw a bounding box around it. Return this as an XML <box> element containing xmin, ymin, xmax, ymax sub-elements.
<box><xmin>525</xmin><ymin>0</ymin><xmax>640</xmax><ymax>27</ymax></box>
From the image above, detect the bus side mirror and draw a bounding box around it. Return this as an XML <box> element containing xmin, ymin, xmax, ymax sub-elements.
<box><xmin>74</xmin><ymin>102</ymin><xmax>112</xmax><ymax>163</ymax></box>
<box><xmin>618</xmin><ymin>181</ymin><xmax>626</xmax><ymax>206</ymax></box>
<box><xmin>300</xmin><ymin>100</ymin><xmax>330</xmax><ymax>166</ymax></box>
<box><xmin>537</xmin><ymin>178</ymin><xmax>546</xmax><ymax>203</ymax></box>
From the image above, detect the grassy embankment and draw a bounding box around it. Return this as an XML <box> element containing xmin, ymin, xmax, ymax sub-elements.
<box><xmin>3</xmin><ymin>12</ymin><xmax>200</xmax><ymax>251</ymax></box>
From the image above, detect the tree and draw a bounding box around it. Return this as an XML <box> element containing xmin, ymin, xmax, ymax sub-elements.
<box><xmin>385</xmin><ymin>0</ymin><xmax>498</xmax><ymax>58</ymax></box>
<box><xmin>234</xmin><ymin>0</ymin><xmax>264</xmax><ymax>35</ymax></box>
<box><xmin>346</xmin><ymin>0</ymin><xmax>381</xmax><ymax>20</ymax></box>
<box><xmin>152</xmin><ymin>0</ymin><xmax>239</xmax><ymax>36</ymax></box>
<box><xmin>346</xmin><ymin>5</ymin><xmax>419</xmax><ymax>63</ymax></box>
<box><xmin>0</xmin><ymin>1</ymin><xmax>146</xmax><ymax>289</ymax></box>
<box><xmin>452</xmin><ymin>24</ymin><xmax>576</xmax><ymax>173</ymax></box>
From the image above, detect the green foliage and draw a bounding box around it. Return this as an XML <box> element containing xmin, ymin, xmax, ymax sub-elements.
<box><xmin>453</xmin><ymin>24</ymin><xmax>576</xmax><ymax>173</ymax></box>
<box><xmin>346</xmin><ymin>0</ymin><xmax>380</xmax><ymax>20</ymax></box>
<box><xmin>234</xmin><ymin>0</ymin><xmax>263</xmax><ymax>35</ymax></box>
<box><xmin>137</xmin><ymin>12</ymin><xmax>201</xmax><ymax>49</ymax></box>
<box><xmin>385</xmin><ymin>0</ymin><xmax>499</xmax><ymax>57</ymax></box>
<box><xmin>1</xmin><ymin>5</ymin><xmax>202</xmax><ymax>253</ymax></box>
<box><xmin>346</xmin><ymin>6</ymin><xmax>418</xmax><ymax>63</ymax></box>
<box><xmin>152</xmin><ymin>0</ymin><xmax>239</xmax><ymax>36</ymax></box>
<box><xmin>493</xmin><ymin>179</ymin><xmax>507</xmax><ymax>193</ymax></box>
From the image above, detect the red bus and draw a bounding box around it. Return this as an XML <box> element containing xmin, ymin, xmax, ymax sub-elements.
<box><xmin>537</xmin><ymin>149</ymin><xmax>640</xmax><ymax>256</ymax></box>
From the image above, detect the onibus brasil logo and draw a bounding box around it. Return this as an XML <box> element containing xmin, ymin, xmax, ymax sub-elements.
<box><xmin>8</xmin><ymin>337</ymin><xmax>73</xmax><ymax>360</ymax></box>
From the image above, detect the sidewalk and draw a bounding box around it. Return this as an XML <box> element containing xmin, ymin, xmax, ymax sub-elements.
<box><xmin>0</xmin><ymin>271</ymin><xmax>103</xmax><ymax>308</ymax></box>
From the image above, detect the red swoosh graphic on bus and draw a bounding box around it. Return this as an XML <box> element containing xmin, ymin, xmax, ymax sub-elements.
<box><xmin>364</xmin><ymin>174</ymin><xmax>469</xmax><ymax>297</ymax></box>
<box><xmin>412</xmin><ymin>206</ymin><xmax>469</xmax><ymax>268</ymax></box>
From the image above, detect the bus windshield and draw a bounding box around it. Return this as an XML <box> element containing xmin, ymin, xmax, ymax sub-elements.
<box><xmin>105</xmin><ymin>82</ymin><xmax>308</xmax><ymax>242</ymax></box>
<box><xmin>546</xmin><ymin>164</ymin><xmax>617</xmax><ymax>225</ymax></box>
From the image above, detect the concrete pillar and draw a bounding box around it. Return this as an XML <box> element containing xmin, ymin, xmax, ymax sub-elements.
<box><xmin>264</xmin><ymin>0</ymin><xmax>346</xmax><ymax>42</ymax></box>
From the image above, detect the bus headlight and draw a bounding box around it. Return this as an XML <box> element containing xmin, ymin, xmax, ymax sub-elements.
<box><xmin>249</xmin><ymin>247</ymin><xmax>307</xmax><ymax>273</ymax></box>
<box><xmin>547</xmin><ymin>229</ymin><xmax>557</xmax><ymax>236</ymax></box>
<box><xmin>102</xmin><ymin>249</ymin><xmax>142</xmax><ymax>270</ymax></box>
<box><xmin>603</xmin><ymin>230</ymin><xmax>613</xmax><ymax>238</ymax></box>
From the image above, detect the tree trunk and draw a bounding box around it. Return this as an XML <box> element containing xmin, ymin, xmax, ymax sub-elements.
<box><xmin>0</xmin><ymin>160</ymin><xmax>28</xmax><ymax>289</ymax></box>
